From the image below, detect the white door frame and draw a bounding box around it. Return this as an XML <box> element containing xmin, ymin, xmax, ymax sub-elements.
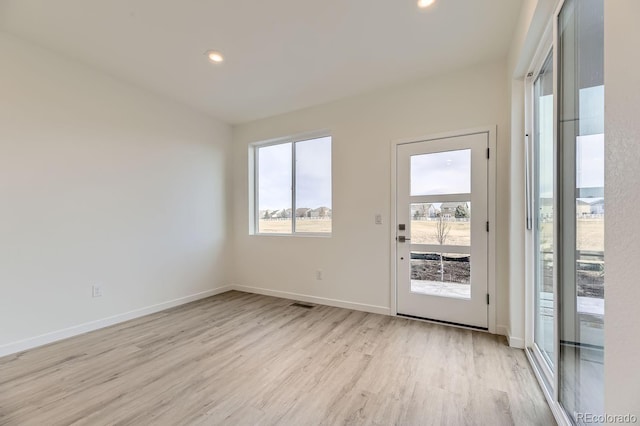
<box><xmin>389</xmin><ymin>126</ymin><xmax>497</xmax><ymax>334</ymax></box>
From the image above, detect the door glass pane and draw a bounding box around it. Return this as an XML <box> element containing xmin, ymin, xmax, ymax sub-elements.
<box><xmin>558</xmin><ymin>0</ymin><xmax>604</xmax><ymax>420</ymax></box>
<box><xmin>410</xmin><ymin>149</ymin><xmax>470</xmax><ymax>195</ymax></box>
<box><xmin>295</xmin><ymin>137</ymin><xmax>332</xmax><ymax>233</ymax></box>
<box><xmin>410</xmin><ymin>202</ymin><xmax>471</xmax><ymax>246</ymax></box>
<box><xmin>411</xmin><ymin>252</ymin><xmax>470</xmax><ymax>299</ymax></box>
<box><xmin>533</xmin><ymin>52</ymin><xmax>555</xmax><ymax>367</ymax></box>
<box><xmin>257</xmin><ymin>143</ymin><xmax>292</xmax><ymax>234</ymax></box>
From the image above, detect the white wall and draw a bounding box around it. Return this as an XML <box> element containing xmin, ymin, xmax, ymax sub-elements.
<box><xmin>232</xmin><ymin>60</ymin><xmax>510</xmax><ymax>329</ymax></box>
<box><xmin>0</xmin><ymin>33</ymin><xmax>232</xmax><ymax>353</ymax></box>
<box><xmin>604</xmin><ymin>0</ymin><xmax>640</xmax><ymax>416</ymax></box>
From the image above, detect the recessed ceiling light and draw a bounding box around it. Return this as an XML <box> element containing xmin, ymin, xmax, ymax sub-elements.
<box><xmin>206</xmin><ymin>50</ymin><xmax>224</xmax><ymax>64</ymax></box>
<box><xmin>417</xmin><ymin>0</ymin><xmax>435</xmax><ymax>9</ymax></box>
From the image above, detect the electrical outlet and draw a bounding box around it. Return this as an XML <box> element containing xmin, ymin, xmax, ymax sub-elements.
<box><xmin>375</xmin><ymin>214</ymin><xmax>383</xmax><ymax>225</ymax></box>
<box><xmin>315</xmin><ymin>270</ymin><xmax>323</xmax><ymax>280</ymax></box>
<box><xmin>92</xmin><ymin>285</ymin><xmax>103</xmax><ymax>298</ymax></box>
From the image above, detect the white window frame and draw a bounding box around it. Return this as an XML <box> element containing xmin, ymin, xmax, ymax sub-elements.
<box><xmin>524</xmin><ymin>21</ymin><xmax>557</xmax><ymax>392</ymax></box>
<box><xmin>249</xmin><ymin>130</ymin><xmax>332</xmax><ymax>237</ymax></box>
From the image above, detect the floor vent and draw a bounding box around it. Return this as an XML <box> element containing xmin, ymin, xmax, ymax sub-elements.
<box><xmin>290</xmin><ymin>302</ymin><xmax>315</xmax><ymax>309</ymax></box>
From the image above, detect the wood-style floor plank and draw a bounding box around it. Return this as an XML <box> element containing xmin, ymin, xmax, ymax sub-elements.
<box><xmin>0</xmin><ymin>291</ymin><xmax>555</xmax><ymax>425</ymax></box>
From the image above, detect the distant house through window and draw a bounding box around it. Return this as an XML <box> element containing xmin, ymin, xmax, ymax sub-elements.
<box><xmin>253</xmin><ymin>134</ymin><xmax>332</xmax><ymax>235</ymax></box>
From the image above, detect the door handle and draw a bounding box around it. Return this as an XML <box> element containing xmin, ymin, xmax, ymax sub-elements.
<box><xmin>397</xmin><ymin>236</ymin><xmax>411</xmax><ymax>243</ymax></box>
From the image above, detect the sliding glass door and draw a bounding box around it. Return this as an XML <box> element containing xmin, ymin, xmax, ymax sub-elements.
<box><xmin>532</xmin><ymin>51</ymin><xmax>555</xmax><ymax>378</ymax></box>
<box><xmin>527</xmin><ymin>0</ymin><xmax>604</xmax><ymax>423</ymax></box>
<box><xmin>558</xmin><ymin>0</ymin><xmax>605</xmax><ymax>420</ymax></box>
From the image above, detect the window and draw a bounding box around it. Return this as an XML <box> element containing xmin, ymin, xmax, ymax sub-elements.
<box><xmin>253</xmin><ymin>135</ymin><xmax>332</xmax><ymax>235</ymax></box>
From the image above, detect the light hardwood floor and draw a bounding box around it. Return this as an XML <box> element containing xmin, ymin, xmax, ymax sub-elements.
<box><xmin>0</xmin><ymin>291</ymin><xmax>555</xmax><ymax>425</ymax></box>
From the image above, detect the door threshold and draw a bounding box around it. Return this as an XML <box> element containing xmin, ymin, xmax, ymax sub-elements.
<box><xmin>397</xmin><ymin>313</ymin><xmax>488</xmax><ymax>331</ymax></box>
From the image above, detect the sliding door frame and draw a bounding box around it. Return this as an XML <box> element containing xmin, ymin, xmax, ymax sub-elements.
<box><xmin>524</xmin><ymin>1</ymin><xmax>575</xmax><ymax>425</ymax></box>
<box><xmin>524</xmin><ymin>25</ymin><xmax>557</xmax><ymax>390</ymax></box>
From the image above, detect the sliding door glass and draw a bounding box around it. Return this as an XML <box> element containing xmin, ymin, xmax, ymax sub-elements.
<box><xmin>558</xmin><ymin>0</ymin><xmax>604</xmax><ymax>421</ymax></box>
<box><xmin>533</xmin><ymin>52</ymin><xmax>555</xmax><ymax>370</ymax></box>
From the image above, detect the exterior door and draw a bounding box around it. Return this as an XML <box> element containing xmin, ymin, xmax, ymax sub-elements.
<box><xmin>396</xmin><ymin>132</ymin><xmax>489</xmax><ymax>329</ymax></box>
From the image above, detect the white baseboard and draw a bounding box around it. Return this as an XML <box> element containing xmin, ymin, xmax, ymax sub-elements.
<box><xmin>496</xmin><ymin>325</ymin><xmax>524</xmax><ymax>348</ymax></box>
<box><xmin>507</xmin><ymin>334</ymin><xmax>525</xmax><ymax>349</ymax></box>
<box><xmin>0</xmin><ymin>285</ymin><xmax>233</xmax><ymax>358</ymax></box>
<box><xmin>232</xmin><ymin>284</ymin><xmax>391</xmax><ymax>316</ymax></box>
<box><xmin>508</xmin><ymin>336</ymin><xmax>525</xmax><ymax>349</ymax></box>
<box><xmin>3</xmin><ymin>284</ymin><xmax>512</xmax><ymax>357</ymax></box>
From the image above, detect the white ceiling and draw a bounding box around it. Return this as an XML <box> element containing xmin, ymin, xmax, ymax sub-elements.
<box><xmin>0</xmin><ymin>0</ymin><xmax>522</xmax><ymax>124</ymax></box>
